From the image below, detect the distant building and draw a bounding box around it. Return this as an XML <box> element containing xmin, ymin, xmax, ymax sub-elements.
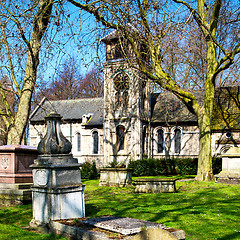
<box><xmin>29</xmin><ymin>31</ymin><xmax>240</xmax><ymax>167</ymax></box>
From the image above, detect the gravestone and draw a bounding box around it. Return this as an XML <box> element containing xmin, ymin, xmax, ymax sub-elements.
<box><xmin>0</xmin><ymin>145</ymin><xmax>37</xmax><ymax>205</ymax></box>
<box><xmin>134</xmin><ymin>178</ymin><xmax>176</xmax><ymax>193</ymax></box>
<box><xmin>215</xmin><ymin>147</ymin><xmax>240</xmax><ymax>183</ymax></box>
<box><xmin>99</xmin><ymin>168</ymin><xmax>132</xmax><ymax>187</ymax></box>
<box><xmin>0</xmin><ymin>145</ymin><xmax>37</xmax><ymax>183</ymax></box>
<box><xmin>50</xmin><ymin>216</ymin><xmax>185</xmax><ymax>239</ymax></box>
<box><xmin>30</xmin><ymin>112</ymin><xmax>85</xmax><ymax>228</ymax></box>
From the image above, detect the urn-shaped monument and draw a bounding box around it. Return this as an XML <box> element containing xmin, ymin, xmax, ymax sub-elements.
<box><xmin>30</xmin><ymin>112</ymin><xmax>85</xmax><ymax>226</ymax></box>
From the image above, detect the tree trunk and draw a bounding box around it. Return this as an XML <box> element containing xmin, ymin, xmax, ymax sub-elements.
<box><xmin>195</xmin><ymin>108</ymin><xmax>215</xmax><ymax>181</ymax></box>
<box><xmin>7</xmin><ymin>0</ymin><xmax>53</xmax><ymax>145</ymax></box>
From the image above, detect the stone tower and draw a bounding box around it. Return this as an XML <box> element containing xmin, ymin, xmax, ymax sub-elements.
<box><xmin>102</xmin><ymin>31</ymin><xmax>151</xmax><ymax>166</ymax></box>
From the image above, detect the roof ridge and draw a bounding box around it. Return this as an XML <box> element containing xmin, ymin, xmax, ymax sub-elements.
<box><xmin>47</xmin><ymin>97</ymin><xmax>104</xmax><ymax>103</ymax></box>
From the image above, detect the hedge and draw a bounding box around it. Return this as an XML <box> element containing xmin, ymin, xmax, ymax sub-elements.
<box><xmin>128</xmin><ymin>157</ymin><xmax>222</xmax><ymax>177</ymax></box>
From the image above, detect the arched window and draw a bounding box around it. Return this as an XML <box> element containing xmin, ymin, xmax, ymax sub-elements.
<box><xmin>76</xmin><ymin>133</ymin><xmax>81</xmax><ymax>152</ymax></box>
<box><xmin>174</xmin><ymin>128</ymin><xmax>181</xmax><ymax>154</ymax></box>
<box><xmin>92</xmin><ymin>131</ymin><xmax>99</xmax><ymax>154</ymax></box>
<box><xmin>116</xmin><ymin>125</ymin><xmax>125</xmax><ymax>151</ymax></box>
<box><xmin>142</xmin><ymin>126</ymin><xmax>146</xmax><ymax>154</ymax></box>
<box><xmin>114</xmin><ymin>71</ymin><xmax>129</xmax><ymax>108</ymax></box>
<box><xmin>157</xmin><ymin>129</ymin><xmax>164</xmax><ymax>153</ymax></box>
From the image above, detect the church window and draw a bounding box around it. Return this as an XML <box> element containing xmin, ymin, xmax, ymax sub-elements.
<box><xmin>92</xmin><ymin>131</ymin><xmax>99</xmax><ymax>154</ymax></box>
<box><xmin>116</xmin><ymin>125</ymin><xmax>125</xmax><ymax>151</ymax></box>
<box><xmin>114</xmin><ymin>71</ymin><xmax>129</xmax><ymax>107</ymax></box>
<box><xmin>174</xmin><ymin>128</ymin><xmax>181</xmax><ymax>154</ymax></box>
<box><xmin>114</xmin><ymin>71</ymin><xmax>129</xmax><ymax>91</ymax></box>
<box><xmin>157</xmin><ymin>129</ymin><xmax>164</xmax><ymax>153</ymax></box>
<box><xmin>77</xmin><ymin>133</ymin><xmax>81</xmax><ymax>152</ymax></box>
<box><xmin>142</xmin><ymin>126</ymin><xmax>146</xmax><ymax>154</ymax></box>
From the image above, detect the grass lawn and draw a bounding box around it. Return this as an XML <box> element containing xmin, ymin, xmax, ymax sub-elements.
<box><xmin>0</xmin><ymin>177</ymin><xmax>239</xmax><ymax>240</ymax></box>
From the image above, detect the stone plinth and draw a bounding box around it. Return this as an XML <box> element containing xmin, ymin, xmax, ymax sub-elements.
<box><xmin>215</xmin><ymin>147</ymin><xmax>240</xmax><ymax>183</ymax></box>
<box><xmin>0</xmin><ymin>145</ymin><xmax>38</xmax><ymax>183</ymax></box>
<box><xmin>99</xmin><ymin>168</ymin><xmax>132</xmax><ymax>187</ymax></box>
<box><xmin>30</xmin><ymin>112</ymin><xmax>85</xmax><ymax>226</ymax></box>
<box><xmin>31</xmin><ymin>154</ymin><xmax>85</xmax><ymax>223</ymax></box>
<box><xmin>134</xmin><ymin>178</ymin><xmax>176</xmax><ymax>193</ymax></box>
<box><xmin>0</xmin><ymin>183</ymin><xmax>32</xmax><ymax>205</ymax></box>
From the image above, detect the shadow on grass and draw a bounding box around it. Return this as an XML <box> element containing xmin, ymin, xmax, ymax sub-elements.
<box><xmin>83</xmin><ymin>182</ymin><xmax>240</xmax><ymax>240</ymax></box>
<box><xmin>217</xmin><ymin>232</ymin><xmax>240</xmax><ymax>240</ymax></box>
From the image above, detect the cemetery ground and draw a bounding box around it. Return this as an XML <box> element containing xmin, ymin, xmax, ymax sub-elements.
<box><xmin>0</xmin><ymin>176</ymin><xmax>239</xmax><ymax>240</ymax></box>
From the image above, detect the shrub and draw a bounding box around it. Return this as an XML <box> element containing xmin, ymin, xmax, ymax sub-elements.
<box><xmin>128</xmin><ymin>157</ymin><xmax>222</xmax><ymax>177</ymax></box>
<box><xmin>81</xmin><ymin>161</ymin><xmax>99</xmax><ymax>179</ymax></box>
<box><xmin>128</xmin><ymin>158</ymin><xmax>168</xmax><ymax>176</ymax></box>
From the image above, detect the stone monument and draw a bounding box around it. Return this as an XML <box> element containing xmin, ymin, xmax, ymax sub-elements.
<box><xmin>0</xmin><ymin>145</ymin><xmax>37</xmax><ymax>183</ymax></box>
<box><xmin>0</xmin><ymin>145</ymin><xmax>37</xmax><ymax>205</ymax></box>
<box><xmin>30</xmin><ymin>112</ymin><xmax>85</xmax><ymax>227</ymax></box>
<box><xmin>215</xmin><ymin>147</ymin><xmax>240</xmax><ymax>183</ymax></box>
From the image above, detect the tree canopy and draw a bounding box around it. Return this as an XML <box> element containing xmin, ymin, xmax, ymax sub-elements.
<box><xmin>66</xmin><ymin>0</ymin><xmax>240</xmax><ymax>180</ymax></box>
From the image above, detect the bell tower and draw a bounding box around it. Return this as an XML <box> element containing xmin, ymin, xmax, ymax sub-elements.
<box><xmin>102</xmin><ymin>30</ymin><xmax>151</xmax><ymax>166</ymax></box>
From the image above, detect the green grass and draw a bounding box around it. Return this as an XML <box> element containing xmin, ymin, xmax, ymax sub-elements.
<box><xmin>0</xmin><ymin>204</ymin><xmax>66</xmax><ymax>240</ymax></box>
<box><xmin>0</xmin><ymin>177</ymin><xmax>239</xmax><ymax>240</ymax></box>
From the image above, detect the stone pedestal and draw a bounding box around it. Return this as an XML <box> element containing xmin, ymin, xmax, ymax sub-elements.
<box><xmin>31</xmin><ymin>155</ymin><xmax>85</xmax><ymax>223</ymax></box>
<box><xmin>215</xmin><ymin>147</ymin><xmax>240</xmax><ymax>183</ymax></box>
<box><xmin>0</xmin><ymin>145</ymin><xmax>37</xmax><ymax>183</ymax></box>
<box><xmin>0</xmin><ymin>183</ymin><xmax>32</xmax><ymax>205</ymax></box>
<box><xmin>99</xmin><ymin>168</ymin><xmax>132</xmax><ymax>187</ymax></box>
<box><xmin>30</xmin><ymin>112</ymin><xmax>85</xmax><ymax>226</ymax></box>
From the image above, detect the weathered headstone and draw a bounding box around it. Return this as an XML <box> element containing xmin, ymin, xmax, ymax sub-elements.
<box><xmin>30</xmin><ymin>112</ymin><xmax>85</xmax><ymax>228</ymax></box>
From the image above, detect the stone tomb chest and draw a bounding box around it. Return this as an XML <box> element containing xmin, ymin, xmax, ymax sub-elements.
<box><xmin>134</xmin><ymin>178</ymin><xmax>176</xmax><ymax>193</ymax></box>
<box><xmin>0</xmin><ymin>145</ymin><xmax>38</xmax><ymax>183</ymax></box>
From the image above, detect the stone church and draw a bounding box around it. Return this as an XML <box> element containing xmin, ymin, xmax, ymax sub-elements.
<box><xmin>29</xmin><ymin>31</ymin><xmax>240</xmax><ymax>167</ymax></box>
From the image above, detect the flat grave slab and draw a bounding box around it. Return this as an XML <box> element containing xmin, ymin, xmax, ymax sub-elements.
<box><xmin>82</xmin><ymin>216</ymin><xmax>185</xmax><ymax>239</ymax></box>
<box><xmin>50</xmin><ymin>216</ymin><xmax>185</xmax><ymax>239</ymax></box>
<box><xmin>83</xmin><ymin>216</ymin><xmax>165</xmax><ymax>235</ymax></box>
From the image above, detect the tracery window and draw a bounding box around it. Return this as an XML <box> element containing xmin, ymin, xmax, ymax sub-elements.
<box><xmin>114</xmin><ymin>71</ymin><xmax>129</xmax><ymax>108</ymax></box>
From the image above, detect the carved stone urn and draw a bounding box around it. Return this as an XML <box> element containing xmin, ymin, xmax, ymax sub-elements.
<box><xmin>30</xmin><ymin>112</ymin><xmax>85</xmax><ymax>227</ymax></box>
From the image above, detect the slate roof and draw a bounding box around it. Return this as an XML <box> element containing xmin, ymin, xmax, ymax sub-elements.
<box><xmin>212</xmin><ymin>86</ymin><xmax>240</xmax><ymax>131</ymax></box>
<box><xmin>151</xmin><ymin>91</ymin><xmax>204</xmax><ymax>124</ymax></box>
<box><xmin>31</xmin><ymin>86</ymin><xmax>240</xmax><ymax>130</ymax></box>
<box><xmin>30</xmin><ymin>97</ymin><xmax>104</xmax><ymax>126</ymax></box>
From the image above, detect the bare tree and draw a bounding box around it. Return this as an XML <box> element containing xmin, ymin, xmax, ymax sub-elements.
<box><xmin>33</xmin><ymin>58</ymin><xmax>103</xmax><ymax>102</ymax></box>
<box><xmin>67</xmin><ymin>0</ymin><xmax>240</xmax><ymax>181</ymax></box>
<box><xmin>81</xmin><ymin>67</ymin><xmax>103</xmax><ymax>98</ymax></box>
<box><xmin>0</xmin><ymin>75</ymin><xmax>15</xmax><ymax>145</ymax></box>
<box><xmin>0</xmin><ymin>0</ymin><xmax>54</xmax><ymax>144</ymax></box>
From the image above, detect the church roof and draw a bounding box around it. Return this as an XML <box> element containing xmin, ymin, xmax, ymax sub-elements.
<box><xmin>151</xmin><ymin>91</ymin><xmax>203</xmax><ymax>124</ymax></box>
<box><xmin>152</xmin><ymin>87</ymin><xmax>240</xmax><ymax>130</ymax></box>
<box><xmin>30</xmin><ymin>86</ymin><xmax>240</xmax><ymax>130</ymax></box>
<box><xmin>30</xmin><ymin>97</ymin><xmax>104</xmax><ymax>126</ymax></box>
<box><xmin>212</xmin><ymin>86</ymin><xmax>240</xmax><ymax>131</ymax></box>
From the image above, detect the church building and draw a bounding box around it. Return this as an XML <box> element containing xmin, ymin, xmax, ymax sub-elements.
<box><xmin>29</xmin><ymin>31</ymin><xmax>240</xmax><ymax>167</ymax></box>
